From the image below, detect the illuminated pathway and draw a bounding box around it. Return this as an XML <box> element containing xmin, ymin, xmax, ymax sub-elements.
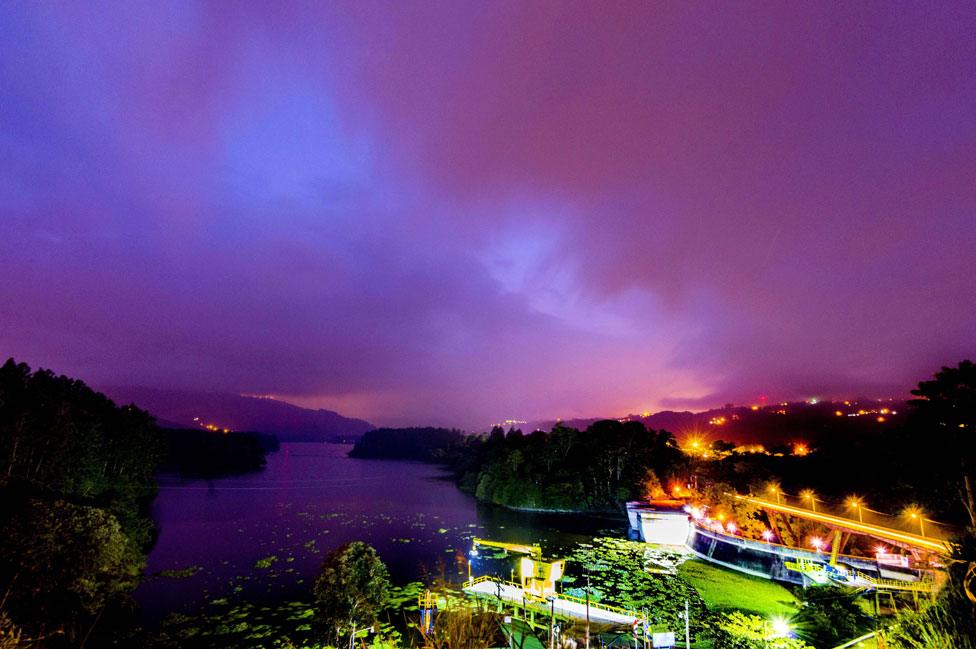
<box><xmin>735</xmin><ymin>495</ymin><xmax>950</xmax><ymax>554</ymax></box>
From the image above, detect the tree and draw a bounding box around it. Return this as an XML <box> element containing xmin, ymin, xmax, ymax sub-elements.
<box><xmin>0</xmin><ymin>499</ymin><xmax>143</xmax><ymax>644</ymax></box>
<box><xmin>313</xmin><ymin>542</ymin><xmax>391</xmax><ymax>648</ymax></box>
<box><xmin>791</xmin><ymin>586</ymin><xmax>872</xmax><ymax>647</ymax></box>
<box><xmin>883</xmin><ymin>529</ymin><xmax>976</xmax><ymax>649</ymax></box>
<box><xmin>643</xmin><ymin>469</ymin><xmax>666</xmax><ymax>500</ymax></box>
<box><xmin>909</xmin><ymin>360</ymin><xmax>976</xmax><ymax>526</ymax></box>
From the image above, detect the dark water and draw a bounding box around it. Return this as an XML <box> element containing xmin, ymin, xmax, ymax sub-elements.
<box><xmin>136</xmin><ymin>442</ymin><xmax>626</xmax><ymax>621</ymax></box>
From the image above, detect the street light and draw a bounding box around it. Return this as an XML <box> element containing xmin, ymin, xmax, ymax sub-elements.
<box><xmin>769</xmin><ymin>617</ymin><xmax>791</xmax><ymax>638</ymax></box>
<box><xmin>800</xmin><ymin>489</ymin><xmax>817</xmax><ymax>512</ymax></box>
<box><xmin>904</xmin><ymin>505</ymin><xmax>927</xmax><ymax>537</ymax></box>
<box><xmin>767</xmin><ymin>482</ymin><xmax>782</xmax><ymax>504</ymax></box>
<box><xmin>847</xmin><ymin>496</ymin><xmax>864</xmax><ymax>523</ymax></box>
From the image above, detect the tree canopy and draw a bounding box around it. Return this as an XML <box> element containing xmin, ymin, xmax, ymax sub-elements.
<box><xmin>313</xmin><ymin>542</ymin><xmax>391</xmax><ymax>645</ymax></box>
<box><xmin>0</xmin><ymin>359</ymin><xmax>163</xmax><ymax>645</ymax></box>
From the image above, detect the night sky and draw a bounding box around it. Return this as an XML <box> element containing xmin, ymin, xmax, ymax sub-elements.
<box><xmin>2</xmin><ymin>2</ymin><xmax>974</xmax><ymax>428</ymax></box>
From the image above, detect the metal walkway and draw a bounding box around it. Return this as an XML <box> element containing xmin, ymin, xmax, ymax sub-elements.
<box><xmin>463</xmin><ymin>577</ymin><xmax>639</xmax><ymax>627</ymax></box>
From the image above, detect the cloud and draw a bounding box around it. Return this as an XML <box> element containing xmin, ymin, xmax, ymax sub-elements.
<box><xmin>1</xmin><ymin>2</ymin><xmax>974</xmax><ymax>428</ymax></box>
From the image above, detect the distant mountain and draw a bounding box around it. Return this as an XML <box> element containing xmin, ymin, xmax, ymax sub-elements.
<box><xmin>100</xmin><ymin>386</ymin><xmax>374</xmax><ymax>442</ymax></box>
<box><xmin>518</xmin><ymin>399</ymin><xmax>907</xmax><ymax>448</ymax></box>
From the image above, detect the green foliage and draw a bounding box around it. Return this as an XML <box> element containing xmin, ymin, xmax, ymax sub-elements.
<box><xmin>568</xmin><ymin>538</ymin><xmax>708</xmax><ymax>634</ymax></box>
<box><xmin>160</xmin><ymin>428</ymin><xmax>274</xmax><ymax>476</ymax></box>
<box><xmin>468</xmin><ymin>421</ymin><xmax>685</xmax><ymax>511</ymax></box>
<box><xmin>883</xmin><ymin>530</ymin><xmax>976</xmax><ymax>649</ymax></box>
<box><xmin>255</xmin><ymin>555</ymin><xmax>279</xmax><ymax>569</ymax></box>
<box><xmin>0</xmin><ymin>359</ymin><xmax>164</xmax><ymax>644</ymax></box>
<box><xmin>677</xmin><ymin>560</ymin><xmax>797</xmax><ymax>617</ymax></box>
<box><xmin>348</xmin><ymin>428</ymin><xmax>464</xmax><ymax>462</ymax></box>
<box><xmin>0</xmin><ymin>499</ymin><xmax>144</xmax><ymax>643</ymax></box>
<box><xmin>709</xmin><ymin>612</ymin><xmax>812</xmax><ymax>649</ymax></box>
<box><xmin>909</xmin><ymin>359</ymin><xmax>976</xmax><ymax>526</ymax></box>
<box><xmin>156</xmin><ymin>582</ymin><xmax>423</xmax><ymax>648</ymax></box>
<box><xmin>0</xmin><ymin>359</ymin><xmax>162</xmax><ymax>508</ymax></box>
<box><xmin>790</xmin><ymin>586</ymin><xmax>872</xmax><ymax>647</ymax></box>
<box><xmin>313</xmin><ymin>542</ymin><xmax>392</xmax><ymax>639</ymax></box>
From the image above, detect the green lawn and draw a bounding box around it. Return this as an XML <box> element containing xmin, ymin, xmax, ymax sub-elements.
<box><xmin>677</xmin><ymin>559</ymin><xmax>798</xmax><ymax>617</ymax></box>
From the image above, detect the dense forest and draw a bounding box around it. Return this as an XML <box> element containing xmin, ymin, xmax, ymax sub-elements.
<box><xmin>347</xmin><ymin>427</ymin><xmax>464</xmax><ymax>462</ymax></box>
<box><xmin>350</xmin><ymin>420</ymin><xmax>686</xmax><ymax>512</ymax></box>
<box><xmin>159</xmin><ymin>428</ymin><xmax>278</xmax><ymax>476</ymax></box>
<box><xmin>0</xmin><ymin>359</ymin><xmax>163</xmax><ymax>646</ymax></box>
<box><xmin>350</xmin><ymin>360</ymin><xmax>976</xmax><ymax>525</ymax></box>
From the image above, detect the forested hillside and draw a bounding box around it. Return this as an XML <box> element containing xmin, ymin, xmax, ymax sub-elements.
<box><xmin>0</xmin><ymin>358</ymin><xmax>163</xmax><ymax>645</ymax></box>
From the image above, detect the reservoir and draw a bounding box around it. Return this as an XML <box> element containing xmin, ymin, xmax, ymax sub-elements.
<box><xmin>137</xmin><ymin>442</ymin><xmax>626</xmax><ymax>620</ymax></box>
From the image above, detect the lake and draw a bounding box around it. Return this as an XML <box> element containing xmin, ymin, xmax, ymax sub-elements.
<box><xmin>136</xmin><ymin>442</ymin><xmax>627</xmax><ymax>621</ymax></box>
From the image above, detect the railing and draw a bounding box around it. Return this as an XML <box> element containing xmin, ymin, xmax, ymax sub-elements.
<box><xmin>464</xmin><ymin>577</ymin><xmax>638</xmax><ymax>619</ymax></box>
<box><xmin>557</xmin><ymin>592</ymin><xmax>638</xmax><ymax>618</ymax></box>
<box><xmin>851</xmin><ymin>570</ymin><xmax>941</xmax><ymax>593</ymax></box>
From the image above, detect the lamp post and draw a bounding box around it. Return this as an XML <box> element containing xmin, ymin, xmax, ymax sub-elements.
<box><xmin>800</xmin><ymin>489</ymin><xmax>817</xmax><ymax>513</ymax></box>
<box><xmin>912</xmin><ymin>512</ymin><xmax>926</xmax><ymax>537</ymax></box>
<box><xmin>906</xmin><ymin>506</ymin><xmax>927</xmax><ymax>537</ymax></box>
<box><xmin>848</xmin><ymin>497</ymin><xmax>864</xmax><ymax>523</ymax></box>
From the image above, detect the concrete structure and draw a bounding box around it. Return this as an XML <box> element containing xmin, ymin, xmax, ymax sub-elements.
<box><xmin>626</xmin><ymin>501</ymin><xmax>691</xmax><ymax>546</ymax></box>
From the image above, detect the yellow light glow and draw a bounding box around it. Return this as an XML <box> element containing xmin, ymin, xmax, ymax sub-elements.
<box><xmin>737</xmin><ymin>495</ymin><xmax>946</xmax><ymax>553</ymax></box>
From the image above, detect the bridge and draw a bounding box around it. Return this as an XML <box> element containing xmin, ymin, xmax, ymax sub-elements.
<box><xmin>735</xmin><ymin>495</ymin><xmax>951</xmax><ymax>555</ymax></box>
<box><xmin>463</xmin><ymin>575</ymin><xmax>640</xmax><ymax>627</ymax></box>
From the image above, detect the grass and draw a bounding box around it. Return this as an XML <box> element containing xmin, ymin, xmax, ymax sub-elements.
<box><xmin>677</xmin><ymin>559</ymin><xmax>798</xmax><ymax>617</ymax></box>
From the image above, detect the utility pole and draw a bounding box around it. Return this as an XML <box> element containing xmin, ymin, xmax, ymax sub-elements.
<box><xmin>642</xmin><ymin>608</ymin><xmax>648</xmax><ymax>649</ymax></box>
<box><xmin>585</xmin><ymin>568</ymin><xmax>591</xmax><ymax>649</ymax></box>
<box><xmin>548</xmin><ymin>597</ymin><xmax>556</xmax><ymax>649</ymax></box>
<box><xmin>684</xmin><ymin>599</ymin><xmax>690</xmax><ymax>649</ymax></box>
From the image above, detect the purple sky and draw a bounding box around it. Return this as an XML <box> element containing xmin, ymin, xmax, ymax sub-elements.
<box><xmin>2</xmin><ymin>2</ymin><xmax>975</xmax><ymax>429</ymax></box>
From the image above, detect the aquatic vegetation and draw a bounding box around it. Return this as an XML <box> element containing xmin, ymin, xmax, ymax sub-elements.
<box><xmin>255</xmin><ymin>556</ymin><xmax>279</xmax><ymax>569</ymax></box>
<box><xmin>156</xmin><ymin>566</ymin><xmax>204</xmax><ymax>579</ymax></box>
<box><xmin>159</xmin><ymin>582</ymin><xmax>425</xmax><ymax>648</ymax></box>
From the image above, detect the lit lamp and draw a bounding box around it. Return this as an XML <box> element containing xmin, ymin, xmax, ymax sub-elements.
<box><xmin>768</xmin><ymin>617</ymin><xmax>791</xmax><ymax>639</ymax></box>
<box><xmin>847</xmin><ymin>496</ymin><xmax>864</xmax><ymax>523</ymax></box>
<box><xmin>905</xmin><ymin>505</ymin><xmax>927</xmax><ymax>537</ymax></box>
<box><xmin>767</xmin><ymin>482</ymin><xmax>782</xmax><ymax>504</ymax></box>
<box><xmin>800</xmin><ymin>489</ymin><xmax>817</xmax><ymax>513</ymax></box>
